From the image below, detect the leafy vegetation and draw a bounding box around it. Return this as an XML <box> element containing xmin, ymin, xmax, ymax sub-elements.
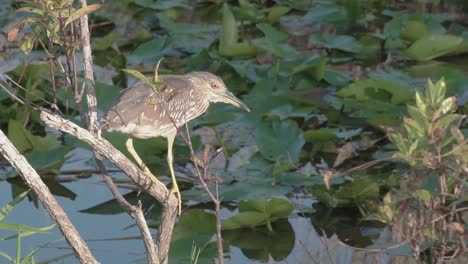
<box><xmin>0</xmin><ymin>190</ymin><xmax>55</xmax><ymax>264</ymax></box>
<box><xmin>0</xmin><ymin>0</ymin><xmax>467</xmax><ymax>263</ymax></box>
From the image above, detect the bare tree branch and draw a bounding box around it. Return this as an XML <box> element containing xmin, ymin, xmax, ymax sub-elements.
<box><xmin>76</xmin><ymin>1</ymin><xmax>175</xmax><ymax>262</ymax></box>
<box><xmin>40</xmin><ymin>110</ymin><xmax>178</xmax><ymax>263</ymax></box>
<box><xmin>0</xmin><ymin>129</ymin><xmax>99</xmax><ymax>264</ymax></box>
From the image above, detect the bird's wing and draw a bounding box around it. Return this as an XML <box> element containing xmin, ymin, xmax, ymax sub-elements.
<box><xmin>102</xmin><ymin>81</ymin><xmax>154</xmax><ymax>130</ymax></box>
<box><xmin>137</xmin><ymin>75</ymin><xmax>194</xmax><ymax>126</ymax></box>
<box><xmin>102</xmin><ymin>75</ymin><xmax>195</xmax><ymax>130</ymax></box>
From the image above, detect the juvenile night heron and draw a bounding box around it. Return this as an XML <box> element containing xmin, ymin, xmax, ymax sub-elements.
<box><xmin>102</xmin><ymin>71</ymin><xmax>250</xmax><ymax>214</ymax></box>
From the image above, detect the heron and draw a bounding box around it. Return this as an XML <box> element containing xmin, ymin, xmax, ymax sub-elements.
<box><xmin>102</xmin><ymin>71</ymin><xmax>250</xmax><ymax>214</ymax></box>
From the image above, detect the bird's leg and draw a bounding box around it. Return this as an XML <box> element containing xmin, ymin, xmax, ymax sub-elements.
<box><xmin>125</xmin><ymin>138</ymin><xmax>161</xmax><ymax>185</ymax></box>
<box><xmin>167</xmin><ymin>134</ymin><xmax>182</xmax><ymax>215</ymax></box>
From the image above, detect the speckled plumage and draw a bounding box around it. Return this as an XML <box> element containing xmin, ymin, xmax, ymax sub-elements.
<box><xmin>102</xmin><ymin>72</ymin><xmax>229</xmax><ymax>139</ymax></box>
<box><xmin>101</xmin><ymin>71</ymin><xmax>249</xmax><ymax>215</ymax></box>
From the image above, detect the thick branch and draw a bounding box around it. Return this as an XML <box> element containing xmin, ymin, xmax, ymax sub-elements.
<box><xmin>0</xmin><ymin>129</ymin><xmax>99</xmax><ymax>264</ymax></box>
<box><xmin>76</xmin><ymin>1</ymin><xmax>162</xmax><ymax>262</ymax></box>
<box><xmin>78</xmin><ymin>0</ymin><xmax>97</xmax><ymax>132</ymax></box>
<box><xmin>40</xmin><ymin>110</ymin><xmax>178</xmax><ymax>263</ymax></box>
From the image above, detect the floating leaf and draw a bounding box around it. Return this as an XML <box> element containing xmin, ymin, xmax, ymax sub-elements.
<box><xmin>310</xmin><ymin>34</ymin><xmax>362</xmax><ymax>53</ymax></box>
<box><xmin>127</xmin><ymin>37</ymin><xmax>167</xmax><ymax>65</ymax></box>
<box><xmin>223</xmin><ymin>219</ymin><xmax>294</xmax><ymax>261</ymax></box>
<box><xmin>337</xmin><ymin>79</ymin><xmax>413</xmax><ymax>104</ymax></box>
<box><xmin>267</xmin><ymin>6</ymin><xmax>291</xmax><ymax>23</ymax></box>
<box><xmin>255</xmin><ymin>119</ymin><xmax>304</xmax><ymax>163</ymax></box>
<box><xmin>256</xmin><ymin>24</ymin><xmax>289</xmax><ymax>42</ymax></box>
<box><xmin>222</xmin><ymin>198</ymin><xmax>293</xmax><ymax>230</ymax></box>
<box><xmin>7</xmin><ymin>119</ymin><xmax>60</xmax><ymax>153</ymax></box>
<box><xmin>405</xmin><ymin>34</ymin><xmax>463</xmax><ymax>61</ymax></box>
<box><xmin>336</xmin><ymin>178</ymin><xmax>380</xmax><ymax>202</ymax></box>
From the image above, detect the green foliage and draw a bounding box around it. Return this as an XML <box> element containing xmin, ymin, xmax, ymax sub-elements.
<box><xmin>222</xmin><ymin>198</ymin><xmax>293</xmax><ymax>232</ymax></box>
<box><xmin>389</xmin><ymin>79</ymin><xmax>466</xmax><ymax>168</ymax></box>
<box><xmin>2</xmin><ymin>0</ymin><xmax>468</xmax><ymax>262</ymax></box>
<box><xmin>255</xmin><ymin>119</ymin><xmax>305</xmax><ymax>164</ymax></box>
<box><xmin>314</xmin><ymin>178</ymin><xmax>380</xmax><ymax>215</ymax></box>
<box><xmin>170</xmin><ymin>210</ymin><xmax>217</xmax><ymax>263</ymax></box>
<box><xmin>0</xmin><ymin>190</ymin><xmax>55</xmax><ymax>264</ymax></box>
<box><xmin>9</xmin><ymin>0</ymin><xmax>98</xmax><ymax>55</ymax></box>
<box><xmin>223</xmin><ymin>219</ymin><xmax>295</xmax><ymax>262</ymax></box>
<box><xmin>405</xmin><ymin>34</ymin><xmax>464</xmax><ymax>61</ymax></box>
<box><xmin>336</xmin><ymin>79</ymin><xmax>413</xmax><ymax>125</ymax></box>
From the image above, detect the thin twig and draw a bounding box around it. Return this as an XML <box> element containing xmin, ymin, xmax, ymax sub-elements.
<box><xmin>331</xmin><ymin>156</ymin><xmax>399</xmax><ymax>179</ymax></box>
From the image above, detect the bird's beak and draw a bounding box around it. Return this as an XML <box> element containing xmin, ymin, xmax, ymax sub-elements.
<box><xmin>221</xmin><ymin>90</ymin><xmax>250</xmax><ymax>112</ymax></box>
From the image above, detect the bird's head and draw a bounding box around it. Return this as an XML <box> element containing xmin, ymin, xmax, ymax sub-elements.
<box><xmin>187</xmin><ymin>71</ymin><xmax>250</xmax><ymax>112</ymax></box>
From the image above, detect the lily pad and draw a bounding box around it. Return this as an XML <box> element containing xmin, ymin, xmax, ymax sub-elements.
<box><xmin>7</xmin><ymin>119</ymin><xmax>61</xmax><ymax>153</ymax></box>
<box><xmin>337</xmin><ymin>79</ymin><xmax>413</xmax><ymax>104</ymax></box>
<box><xmin>223</xmin><ymin>218</ymin><xmax>294</xmax><ymax>261</ymax></box>
<box><xmin>222</xmin><ymin>197</ymin><xmax>293</xmax><ymax>230</ymax></box>
<box><xmin>310</xmin><ymin>34</ymin><xmax>362</xmax><ymax>53</ymax></box>
<box><xmin>255</xmin><ymin>119</ymin><xmax>304</xmax><ymax>163</ymax></box>
<box><xmin>170</xmin><ymin>209</ymin><xmax>217</xmax><ymax>263</ymax></box>
<box><xmin>405</xmin><ymin>34</ymin><xmax>463</xmax><ymax>61</ymax></box>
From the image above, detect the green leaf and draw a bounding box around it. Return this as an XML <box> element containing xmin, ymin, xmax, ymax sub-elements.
<box><xmin>267</xmin><ymin>6</ymin><xmax>291</xmax><ymax>23</ymax></box>
<box><xmin>0</xmin><ymin>222</ymin><xmax>54</xmax><ymax>234</ymax></box>
<box><xmin>222</xmin><ymin>212</ymin><xmax>268</xmax><ymax>230</ymax></box>
<box><xmin>135</xmin><ymin>0</ymin><xmax>188</xmax><ymax>9</ymax></box>
<box><xmin>266</xmin><ymin>104</ymin><xmax>315</xmax><ymax>120</ymax></box>
<box><xmin>310</xmin><ymin>34</ymin><xmax>362</xmax><ymax>53</ymax></box>
<box><xmin>255</xmin><ymin>119</ymin><xmax>305</xmax><ymax>163</ymax></box>
<box><xmin>438</xmin><ymin>96</ymin><xmax>457</xmax><ymax>116</ymax></box>
<box><xmin>95</xmin><ymin>82</ymin><xmax>122</xmax><ymax>111</ymax></box>
<box><xmin>0</xmin><ymin>190</ymin><xmax>29</xmax><ymax>221</ymax></box>
<box><xmin>7</xmin><ymin>119</ymin><xmax>60</xmax><ymax>153</ymax></box>
<box><xmin>401</xmin><ymin>20</ymin><xmax>429</xmax><ymax>42</ymax></box>
<box><xmin>304</xmin><ymin>129</ymin><xmax>338</xmax><ymax>143</ymax></box>
<box><xmin>253</xmin><ymin>39</ymin><xmax>297</xmax><ymax>58</ymax></box>
<box><xmin>223</xmin><ymin>219</ymin><xmax>294</xmax><ymax>261</ymax></box>
<box><xmin>0</xmin><ymin>251</ymin><xmax>13</xmax><ymax>262</ymax></box>
<box><xmin>223</xmin><ymin>198</ymin><xmax>293</xmax><ymax>230</ymax></box>
<box><xmin>172</xmin><ymin>209</ymin><xmax>216</xmax><ymax>239</ymax></box>
<box><xmin>92</xmin><ymin>32</ymin><xmax>118</xmax><ymax>50</ymax></box>
<box><xmin>304</xmin><ymin>4</ymin><xmax>347</xmax><ymax>24</ymax></box>
<box><xmin>256</xmin><ymin>24</ymin><xmax>289</xmax><ymax>42</ymax></box>
<box><xmin>121</xmin><ymin>69</ymin><xmax>147</xmax><ymax>82</ymax></box>
<box><xmin>406</xmin><ymin>105</ymin><xmax>428</xmax><ymax>136</ymax></box>
<box><xmin>415</xmin><ymin>190</ymin><xmax>432</xmax><ymax>201</ymax></box>
<box><xmin>221</xmin><ymin>3</ymin><xmax>238</xmax><ymax>46</ymax></box>
<box><xmin>266</xmin><ymin>198</ymin><xmax>294</xmax><ymax>219</ymax></box>
<box><xmin>336</xmin><ymin>178</ymin><xmax>380</xmax><ymax>202</ymax></box>
<box><xmin>405</xmin><ymin>34</ymin><xmax>463</xmax><ymax>61</ymax></box>
<box><xmin>64</xmin><ymin>4</ymin><xmax>101</xmax><ymax>26</ymax></box>
<box><xmin>337</xmin><ymin>79</ymin><xmax>413</xmax><ymax>104</ymax></box>
<box><xmin>127</xmin><ymin>37</ymin><xmax>167</xmax><ymax>65</ymax></box>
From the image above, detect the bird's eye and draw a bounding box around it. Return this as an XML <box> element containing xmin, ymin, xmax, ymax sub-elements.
<box><xmin>211</xmin><ymin>83</ymin><xmax>220</xmax><ymax>89</ymax></box>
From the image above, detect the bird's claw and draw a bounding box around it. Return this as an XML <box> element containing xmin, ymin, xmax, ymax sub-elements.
<box><xmin>170</xmin><ymin>186</ymin><xmax>182</xmax><ymax>215</ymax></box>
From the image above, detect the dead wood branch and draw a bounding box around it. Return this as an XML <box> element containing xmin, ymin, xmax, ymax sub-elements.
<box><xmin>0</xmin><ymin>129</ymin><xmax>99</xmax><ymax>264</ymax></box>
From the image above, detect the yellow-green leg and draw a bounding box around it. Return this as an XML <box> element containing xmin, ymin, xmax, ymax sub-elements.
<box><xmin>167</xmin><ymin>134</ymin><xmax>182</xmax><ymax>215</ymax></box>
<box><xmin>125</xmin><ymin>138</ymin><xmax>160</xmax><ymax>184</ymax></box>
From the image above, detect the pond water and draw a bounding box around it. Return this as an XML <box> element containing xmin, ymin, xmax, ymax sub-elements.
<box><xmin>0</xmin><ymin>149</ymin><xmax>397</xmax><ymax>264</ymax></box>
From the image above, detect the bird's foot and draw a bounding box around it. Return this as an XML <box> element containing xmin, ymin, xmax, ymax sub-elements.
<box><xmin>170</xmin><ymin>186</ymin><xmax>182</xmax><ymax>216</ymax></box>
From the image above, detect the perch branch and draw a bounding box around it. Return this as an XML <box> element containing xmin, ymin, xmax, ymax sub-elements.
<box><xmin>0</xmin><ymin>129</ymin><xmax>99</xmax><ymax>264</ymax></box>
<box><xmin>77</xmin><ymin>1</ymin><xmax>173</xmax><ymax>262</ymax></box>
<box><xmin>40</xmin><ymin>110</ymin><xmax>178</xmax><ymax>264</ymax></box>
